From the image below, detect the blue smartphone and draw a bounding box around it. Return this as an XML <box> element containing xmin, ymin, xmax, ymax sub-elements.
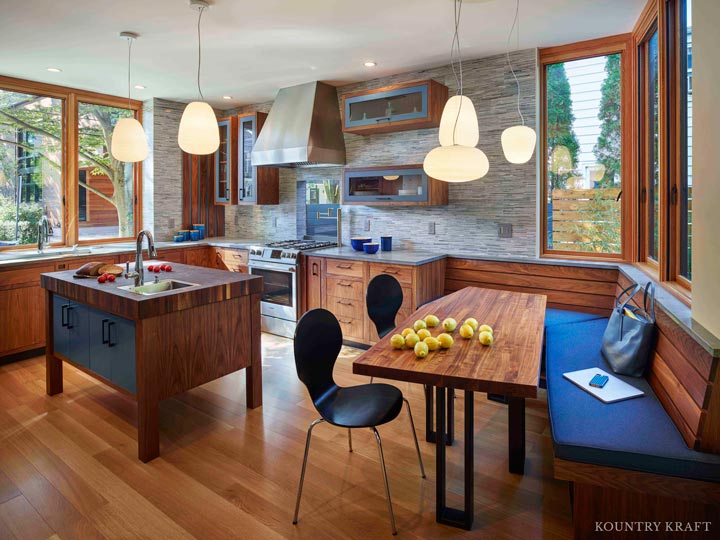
<box><xmin>589</xmin><ymin>374</ymin><xmax>609</xmax><ymax>388</ymax></box>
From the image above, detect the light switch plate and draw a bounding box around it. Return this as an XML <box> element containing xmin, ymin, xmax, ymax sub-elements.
<box><xmin>272</xmin><ymin>216</ymin><xmax>278</xmax><ymax>228</ymax></box>
<box><xmin>365</xmin><ymin>219</ymin><xmax>371</xmax><ymax>231</ymax></box>
<box><xmin>498</xmin><ymin>223</ymin><xmax>513</xmax><ymax>238</ymax></box>
<box><xmin>168</xmin><ymin>218</ymin><xmax>175</xmax><ymax>229</ymax></box>
<box><xmin>428</xmin><ymin>222</ymin><xmax>436</xmax><ymax>235</ymax></box>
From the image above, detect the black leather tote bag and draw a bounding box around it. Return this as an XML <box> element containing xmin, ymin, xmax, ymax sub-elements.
<box><xmin>601</xmin><ymin>282</ymin><xmax>656</xmax><ymax>377</ymax></box>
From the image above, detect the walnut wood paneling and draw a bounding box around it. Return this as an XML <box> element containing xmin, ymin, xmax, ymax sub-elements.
<box><xmin>354</xmin><ymin>287</ymin><xmax>546</xmax><ymax>396</ymax></box>
<box><xmin>182</xmin><ymin>152</ymin><xmax>225</xmax><ymax>238</ymax></box>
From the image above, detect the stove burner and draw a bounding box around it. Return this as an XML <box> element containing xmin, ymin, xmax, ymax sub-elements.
<box><xmin>264</xmin><ymin>239</ymin><xmax>337</xmax><ymax>251</ymax></box>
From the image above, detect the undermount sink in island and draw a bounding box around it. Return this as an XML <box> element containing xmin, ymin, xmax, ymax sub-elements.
<box><xmin>40</xmin><ymin>262</ymin><xmax>263</xmax><ymax>462</ymax></box>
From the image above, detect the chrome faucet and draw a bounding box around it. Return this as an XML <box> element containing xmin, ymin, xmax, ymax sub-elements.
<box><xmin>125</xmin><ymin>230</ymin><xmax>157</xmax><ymax>286</ymax></box>
<box><xmin>37</xmin><ymin>215</ymin><xmax>50</xmax><ymax>252</ymax></box>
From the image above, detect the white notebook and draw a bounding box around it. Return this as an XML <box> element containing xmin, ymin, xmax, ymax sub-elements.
<box><xmin>562</xmin><ymin>368</ymin><xmax>645</xmax><ymax>404</ymax></box>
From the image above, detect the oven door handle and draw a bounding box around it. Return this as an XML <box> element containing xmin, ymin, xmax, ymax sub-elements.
<box><xmin>249</xmin><ymin>262</ymin><xmax>296</xmax><ymax>272</ymax></box>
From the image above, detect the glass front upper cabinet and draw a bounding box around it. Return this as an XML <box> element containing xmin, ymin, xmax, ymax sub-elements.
<box><xmin>238</xmin><ymin>114</ymin><xmax>256</xmax><ymax>202</ymax></box>
<box><xmin>342</xmin><ymin>166</ymin><xmax>447</xmax><ymax>206</ymax></box>
<box><xmin>341</xmin><ymin>80</ymin><xmax>447</xmax><ymax>136</ymax></box>
<box><xmin>214</xmin><ymin>118</ymin><xmax>233</xmax><ymax>204</ymax></box>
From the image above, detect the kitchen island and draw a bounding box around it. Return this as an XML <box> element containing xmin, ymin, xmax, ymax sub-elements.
<box><xmin>41</xmin><ymin>262</ymin><xmax>263</xmax><ymax>462</ymax></box>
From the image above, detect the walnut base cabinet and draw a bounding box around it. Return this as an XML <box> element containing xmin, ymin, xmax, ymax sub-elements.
<box><xmin>343</xmin><ymin>165</ymin><xmax>448</xmax><ymax>206</ymax></box>
<box><xmin>341</xmin><ymin>79</ymin><xmax>448</xmax><ymax>136</ymax></box>
<box><xmin>300</xmin><ymin>255</ymin><xmax>446</xmax><ymax>346</ymax></box>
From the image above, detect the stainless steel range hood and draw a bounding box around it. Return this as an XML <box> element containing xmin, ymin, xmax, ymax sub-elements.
<box><xmin>251</xmin><ymin>81</ymin><xmax>346</xmax><ymax>168</ymax></box>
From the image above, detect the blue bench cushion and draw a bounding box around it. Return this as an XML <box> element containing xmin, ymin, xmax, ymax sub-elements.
<box><xmin>545</xmin><ymin>307</ymin><xmax>606</xmax><ymax>328</ymax></box>
<box><xmin>546</xmin><ymin>318</ymin><xmax>720</xmax><ymax>483</ymax></box>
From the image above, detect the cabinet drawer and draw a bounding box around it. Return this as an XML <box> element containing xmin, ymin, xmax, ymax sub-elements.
<box><xmin>326</xmin><ymin>277</ymin><xmax>364</xmax><ymax>301</ymax></box>
<box><xmin>369</xmin><ymin>263</ymin><xmax>412</xmax><ymax>285</ymax></box>
<box><xmin>326</xmin><ymin>295</ymin><xmax>364</xmax><ymax>320</ymax></box>
<box><xmin>220</xmin><ymin>248</ymin><xmax>249</xmax><ymax>265</ymax></box>
<box><xmin>336</xmin><ymin>315</ymin><xmax>364</xmax><ymax>342</ymax></box>
<box><xmin>325</xmin><ymin>259</ymin><xmax>364</xmax><ymax>278</ymax></box>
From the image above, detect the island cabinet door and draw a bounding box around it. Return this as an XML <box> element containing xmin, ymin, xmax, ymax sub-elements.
<box><xmin>52</xmin><ymin>295</ymin><xmax>89</xmax><ymax>368</ymax></box>
<box><xmin>88</xmin><ymin>308</ymin><xmax>137</xmax><ymax>394</ymax></box>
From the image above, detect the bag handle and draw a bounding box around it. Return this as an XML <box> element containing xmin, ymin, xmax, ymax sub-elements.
<box><xmin>643</xmin><ymin>281</ymin><xmax>656</xmax><ymax>322</ymax></box>
<box><xmin>616</xmin><ymin>283</ymin><xmax>641</xmax><ymax>313</ymax></box>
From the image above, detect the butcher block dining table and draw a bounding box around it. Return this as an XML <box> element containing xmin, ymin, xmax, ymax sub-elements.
<box><xmin>353</xmin><ymin>286</ymin><xmax>547</xmax><ymax>530</ymax></box>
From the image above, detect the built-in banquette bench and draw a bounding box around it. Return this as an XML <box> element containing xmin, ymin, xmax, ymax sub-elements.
<box><xmin>445</xmin><ymin>257</ymin><xmax>720</xmax><ymax>538</ymax></box>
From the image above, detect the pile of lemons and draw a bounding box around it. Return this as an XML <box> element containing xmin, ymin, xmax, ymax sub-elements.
<box><xmin>389</xmin><ymin>314</ymin><xmax>494</xmax><ymax>359</ymax></box>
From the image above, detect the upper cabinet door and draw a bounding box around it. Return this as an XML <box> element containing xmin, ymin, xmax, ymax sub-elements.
<box><xmin>342</xmin><ymin>165</ymin><xmax>447</xmax><ymax>206</ymax></box>
<box><xmin>215</xmin><ymin>118</ymin><xmax>234</xmax><ymax>205</ymax></box>
<box><xmin>341</xmin><ymin>80</ymin><xmax>448</xmax><ymax>136</ymax></box>
<box><xmin>238</xmin><ymin>115</ymin><xmax>257</xmax><ymax>203</ymax></box>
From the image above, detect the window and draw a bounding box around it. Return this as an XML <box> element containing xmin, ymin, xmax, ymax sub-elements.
<box><xmin>0</xmin><ymin>76</ymin><xmax>142</xmax><ymax>250</ymax></box>
<box><xmin>541</xmin><ymin>38</ymin><xmax>628</xmax><ymax>258</ymax></box>
<box><xmin>78</xmin><ymin>102</ymin><xmax>137</xmax><ymax>241</ymax></box>
<box><xmin>304</xmin><ymin>178</ymin><xmax>340</xmax><ymax>240</ymax></box>
<box><xmin>679</xmin><ymin>0</ymin><xmax>692</xmax><ymax>281</ymax></box>
<box><xmin>0</xmin><ymin>90</ymin><xmax>64</xmax><ymax>247</ymax></box>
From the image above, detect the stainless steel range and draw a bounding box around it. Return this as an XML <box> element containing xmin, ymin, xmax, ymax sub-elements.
<box><xmin>248</xmin><ymin>240</ymin><xmax>336</xmax><ymax>338</ymax></box>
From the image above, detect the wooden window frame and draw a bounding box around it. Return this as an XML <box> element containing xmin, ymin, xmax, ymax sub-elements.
<box><xmin>0</xmin><ymin>74</ymin><xmax>143</xmax><ymax>251</ymax></box>
<box><xmin>539</xmin><ymin>34</ymin><xmax>635</xmax><ymax>262</ymax></box>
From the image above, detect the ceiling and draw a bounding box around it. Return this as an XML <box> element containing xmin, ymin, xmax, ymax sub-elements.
<box><xmin>1</xmin><ymin>0</ymin><xmax>645</xmax><ymax>108</ymax></box>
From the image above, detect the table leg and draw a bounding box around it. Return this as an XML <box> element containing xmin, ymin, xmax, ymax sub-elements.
<box><xmin>246</xmin><ymin>363</ymin><xmax>263</xmax><ymax>409</ymax></box>
<box><xmin>138</xmin><ymin>398</ymin><xmax>159</xmax><ymax>463</ymax></box>
<box><xmin>508</xmin><ymin>396</ymin><xmax>526</xmax><ymax>474</ymax></box>
<box><xmin>425</xmin><ymin>385</ymin><xmax>454</xmax><ymax>445</ymax></box>
<box><xmin>247</xmin><ymin>291</ymin><xmax>263</xmax><ymax>409</ymax></box>
<box><xmin>435</xmin><ymin>387</ymin><xmax>474</xmax><ymax>530</ymax></box>
<box><xmin>45</xmin><ymin>291</ymin><xmax>62</xmax><ymax>396</ymax></box>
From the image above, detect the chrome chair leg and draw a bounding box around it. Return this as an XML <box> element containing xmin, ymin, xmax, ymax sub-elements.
<box><xmin>293</xmin><ymin>418</ymin><xmax>325</xmax><ymax>525</ymax></box>
<box><xmin>402</xmin><ymin>398</ymin><xmax>426</xmax><ymax>478</ymax></box>
<box><xmin>371</xmin><ymin>427</ymin><xmax>398</xmax><ymax>536</ymax></box>
<box><xmin>348</xmin><ymin>428</ymin><xmax>353</xmax><ymax>452</ymax></box>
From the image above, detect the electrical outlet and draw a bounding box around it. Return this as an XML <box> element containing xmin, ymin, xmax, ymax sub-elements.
<box><xmin>498</xmin><ymin>223</ymin><xmax>513</xmax><ymax>238</ymax></box>
<box><xmin>428</xmin><ymin>222</ymin><xmax>436</xmax><ymax>235</ymax></box>
<box><xmin>272</xmin><ymin>216</ymin><xmax>278</xmax><ymax>228</ymax></box>
<box><xmin>168</xmin><ymin>218</ymin><xmax>175</xmax><ymax>229</ymax></box>
<box><xmin>365</xmin><ymin>219</ymin><xmax>371</xmax><ymax>231</ymax></box>
<box><xmin>234</xmin><ymin>213</ymin><xmax>239</xmax><ymax>225</ymax></box>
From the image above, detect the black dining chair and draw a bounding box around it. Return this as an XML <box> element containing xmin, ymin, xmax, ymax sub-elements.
<box><xmin>292</xmin><ymin>308</ymin><xmax>425</xmax><ymax>536</ymax></box>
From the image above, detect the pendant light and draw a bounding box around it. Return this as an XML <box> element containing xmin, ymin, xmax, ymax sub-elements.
<box><xmin>501</xmin><ymin>0</ymin><xmax>536</xmax><ymax>164</ymax></box>
<box><xmin>178</xmin><ymin>0</ymin><xmax>220</xmax><ymax>155</ymax></box>
<box><xmin>111</xmin><ymin>32</ymin><xmax>149</xmax><ymax>163</ymax></box>
<box><xmin>424</xmin><ymin>0</ymin><xmax>489</xmax><ymax>183</ymax></box>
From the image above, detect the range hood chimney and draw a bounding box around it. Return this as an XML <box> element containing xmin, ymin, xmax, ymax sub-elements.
<box><xmin>251</xmin><ymin>81</ymin><xmax>346</xmax><ymax>168</ymax></box>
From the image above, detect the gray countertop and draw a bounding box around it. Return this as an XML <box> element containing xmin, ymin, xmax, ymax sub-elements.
<box><xmin>308</xmin><ymin>246</ymin><xmax>446</xmax><ymax>266</ymax></box>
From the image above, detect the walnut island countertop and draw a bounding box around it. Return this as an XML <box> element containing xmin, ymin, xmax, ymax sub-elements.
<box><xmin>40</xmin><ymin>262</ymin><xmax>263</xmax><ymax>320</ymax></box>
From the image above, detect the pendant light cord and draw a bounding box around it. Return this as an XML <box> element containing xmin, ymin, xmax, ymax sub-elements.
<box><xmin>126</xmin><ymin>37</ymin><xmax>133</xmax><ymax>110</ymax></box>
<box><xmin>450</xmin><ymin>0</ymin><xmax>464</xmax><ymax>146</ymax></box>
<box><xmin>506</xmin><ymin>0</ymin><xmax>524</xmax><ymax>125</ymax></box>
<box><xmin>196</xmin><ymin>5</ymin><xmax>206</xmax><ymax>101</ymax></box>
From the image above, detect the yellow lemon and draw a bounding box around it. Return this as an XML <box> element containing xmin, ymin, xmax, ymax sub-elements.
<box><xmin>442</xmin><ymin>317</ymin><xmax>458</xmax><ymax>332</ymax></box>
<box><xmin>390</xmin><ymin>334</ymin><xmax>405</xmax><ymax>349</ymax></box>
<box><xmin>425</xmin><ymin>314</ymin><xmax>440</xmax><ymax>327</ymax></box>
<box><xmin>478</xmin><ymin>324</ymin><xmax>493</xmax><ymax>335</ymax></box>
<box><xmin>464</xmin><ymin>318</ymin><xmax>479</xmax><ymax>331</ymax></box>
<box><xmin>405</xmin><ymin>333</ymin><xmax>420</xmax><ymax>348</ymax></box>
<box><xmin>416</xmin><ymin>328</ymin><xmax>432</xmax><ymax>340</ymax></box>
<box><xmin>437</xmin><ymin>333</ymin><xmax>454</xmax><ymax>348</ymax></box>
<box><xmin>414</xmin><ymin>341</ymin><xmax>429</xmax><ymax>358</ymax></box>
<box><xmin>401</xmin><ymin>328</ymin><xmax>415</xmax><ymax>338</ymax></box>
<box><xmin>478</xmin><ymin>331</ymin><xmax>494</xmax><ymax>346</ymax></box>
<box><xmin>459</xmin><ymin>324</ymin><xmax>474</xmax><ymax>339</ymax></box>
<box><xmin>424</xmin><ymin>336</ymin><xmax>440</xmax><ymax>351</ymax></box>
<box><xmin>413</xmin><ymin>319</ymin><xmax>428</xmax><ymax>332</ymax></box>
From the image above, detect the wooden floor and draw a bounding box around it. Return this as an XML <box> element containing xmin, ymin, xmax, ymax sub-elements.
<box><xmin>0</xmin><ymin>334</ymin><xmax>572</xmax><ymax>540</ymax></box>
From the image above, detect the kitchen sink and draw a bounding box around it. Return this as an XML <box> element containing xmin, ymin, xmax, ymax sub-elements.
<box><xmin>118</xmin><ymin>279</ymin><xmax>200</xmax><ymax>296</ymax></box>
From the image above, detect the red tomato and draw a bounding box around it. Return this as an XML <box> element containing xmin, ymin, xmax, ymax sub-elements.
<box><xmin>97</xmin><ymin>275</ymin><xmax>107</xmax><ymax>283</ymax></box>
<box><xmin>154</xmin><ymin>266</ymin><xmax>161</xmax><ymax>273</ymax></box>
<box><xmin>147</xmin><ymin>265</ymin><xmax>155</xmax><ymax>271</ymax></box>
<box><xmin>161</xmin><ymin>264</ymin><xmax>168</xmax><ymax>271</ymax></box>
<box><xmin>107</xmin><ymin>274</ymin><xmax>116</xmax><ymax>282</ymax></box>
<box><xmin>165</xmin><ymin>265</ymin><xmax>172</xmax><ymax>272</ymax></box>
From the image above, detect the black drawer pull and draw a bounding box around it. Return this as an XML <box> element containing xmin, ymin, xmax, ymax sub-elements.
<box><xmin>66</xmin><ymin>306</ymin><xmax>74</xmax><ymax>329</ymax></box>
<box><xmin>101</xmin><ymin>318</ymin><xmax>110</xmax><ymax>345</ymax></box>
<box><xmin>108</xmin><ymin>321</ymin><xmax>117</xmax><ymax>348</ymax></box>
<box><xmin>61</xmin><ymin>304</ymin><xmax>69</xmax><ymax>327</ymax></box>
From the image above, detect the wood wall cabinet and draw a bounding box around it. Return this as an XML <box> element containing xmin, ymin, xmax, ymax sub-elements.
<box><xmin>342</xmin><ymin>165</ymin><xmax>448</xmax><ymax>206</ymax></box>
<box><xmin>341</xmin><ymin>79</ymin><xmax>448</xmax><ymax>136</ymax></box>
<box><xmin>237</xmin><ymin>112</ymin><xmax>279</xmax><ymax>205</ymax></box>
<box><xmin>214</xmin><ymin>117</ymin><xmax>236</xmax><ymax>205</ymax></box>
<box><xmin>301</xmin><ymin>255</ymin><xmax>445</xmax><ymax>345</ymax></box>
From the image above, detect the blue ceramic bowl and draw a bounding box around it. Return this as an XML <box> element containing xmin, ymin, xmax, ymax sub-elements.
<box><xmin>363</xmin><ymin>242</ymin><xmax>379</xmax><ymax>254</ymax></box>
<box><xmin>350</xmin><ymin>237</ymin><xmax>372</xmax><ymax>251</ymax></box>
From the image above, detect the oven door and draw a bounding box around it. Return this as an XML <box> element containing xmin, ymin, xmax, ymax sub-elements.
<box><xmin>249</xmin><ymin>261</ymin><xmax>297</xmax><ymax>321</ymax></box>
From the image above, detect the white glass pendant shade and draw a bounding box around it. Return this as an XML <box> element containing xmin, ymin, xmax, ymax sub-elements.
<box><xmin>383</xmin><ymin>175</ymin><xmax>399</xmax><ymax>180</ymax></box>
<box><xmin>178</xmin><ymin>101</ymin><xmax>220</xmax><ymax>155</ymax></box>
<box><xmin>438</xmin><ymin>95</ymin><xmax>479</xmax><ymax>147</ymax></box>
<box><xmin>423</xmin><ymin>145</ymin><xmax>489</xmax><ymax>183</ymax></box>
<box><xmin>549</xmin><ymin>145</ymin><xmax>572</xmax><ymax>174</ymax></box>
<box><xmin>501</xmin><ymin>125</ymin><xmax>536</xmax><ymax>164</ymax></box>
<box><xmin>111</xmin><ymin>117</ymin><xmax>149</xmax><ymax>162</ymax></box>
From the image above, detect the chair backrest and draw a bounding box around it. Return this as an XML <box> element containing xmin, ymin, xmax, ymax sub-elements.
<box><xmin>294</xmin><ymin>308</ymin><xmax>343</xmax><ymax>403</ymax></box>
<box><xmin>366</xmin><ymin>274</ymin><xmax>403</xmax><ymax>339</ymax></box>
